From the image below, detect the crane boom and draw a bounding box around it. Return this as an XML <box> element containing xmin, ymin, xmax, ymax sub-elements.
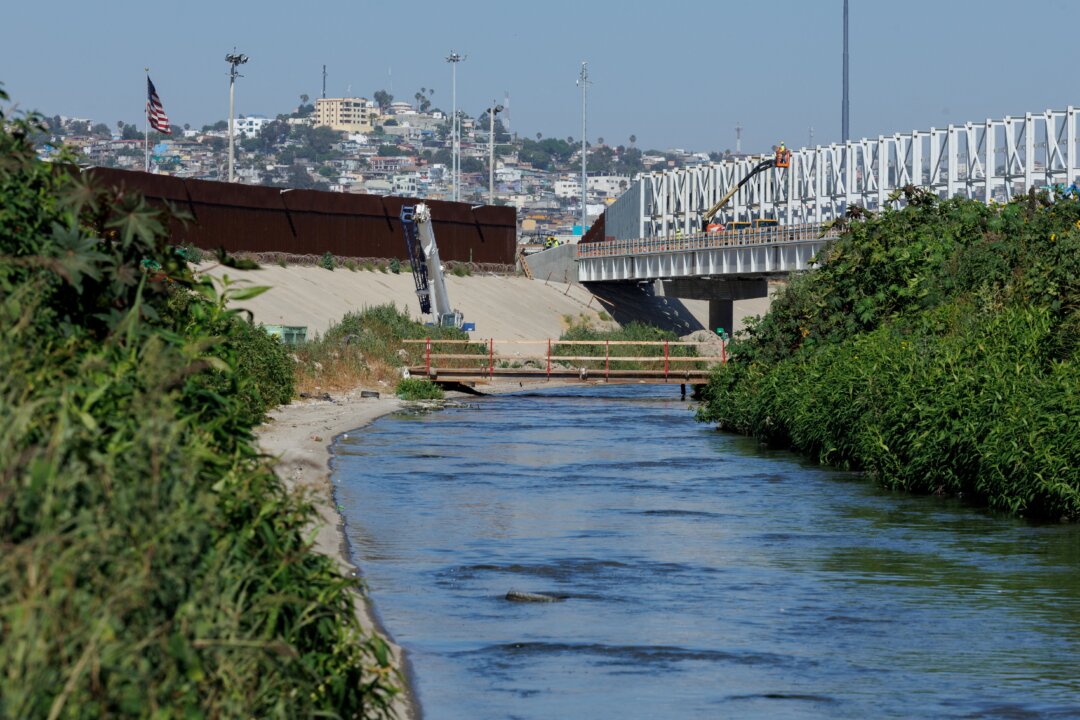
<box><xmin>399</xmin><ymin>203</ymin><xmax>463</xmax><ymax>328</ymax></box>
<box><xmin>701</xmin><ymin>157</ymin><xmax>777</xmax><ymax>226</ymax></box>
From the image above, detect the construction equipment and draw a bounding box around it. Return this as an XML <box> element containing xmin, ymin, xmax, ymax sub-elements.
<box><xmin>700</xmin><ymin>146</ymin><xmax>792</xmax><ymax>230</ymax></box>
<box><xmin>400</xmin><ymin>203</ymin><xmax>464</xmax><ymax>328</ymax></box>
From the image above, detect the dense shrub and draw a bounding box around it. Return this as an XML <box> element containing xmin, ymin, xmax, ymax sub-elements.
<box><xmin>396</xmin><ymin>377</ymin><xmax>445</xmax><ymax>400</ymax></box>
<box><xmin>698</xmin><ymin>189</ymin><xmax>1080</xmax><ymax>520</ymax></box>
<box><xmin>0</xmin><ymin>86</ymin><xmax>397</xmax><ymax>716</ymax></box>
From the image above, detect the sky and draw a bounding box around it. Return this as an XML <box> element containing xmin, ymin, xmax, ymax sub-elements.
<box><xmin>2</xmin><ymin>0</ymin><xmax>1077</xmax><ymax>154</ymax></box>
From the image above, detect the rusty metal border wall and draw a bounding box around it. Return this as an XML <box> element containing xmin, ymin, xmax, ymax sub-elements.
<box><xmin>85</xmin><ymin>167</ymin><xmax>517</xmax><ymax>265</ymax></box>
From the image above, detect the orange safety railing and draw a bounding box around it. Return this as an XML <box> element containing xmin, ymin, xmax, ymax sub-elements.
<box><xmin>402</xmin><ymin>338</ymin><xmax>728</xmax><ymax>383</ymax></box>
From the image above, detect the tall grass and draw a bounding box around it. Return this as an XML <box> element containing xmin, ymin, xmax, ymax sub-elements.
<box><xmin>293</xmin><ymin>303</ymin><xmax>475</xmax><ymax>393</ymax></box>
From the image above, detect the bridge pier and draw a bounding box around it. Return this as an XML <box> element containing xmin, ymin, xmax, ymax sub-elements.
<box><xmin>657</xmin><ymin>277</ymin><xmax>786</xmax><ymax>337</ymax></box>
<box><xmin>708</xmin><ymin>299</ymin><xmax>733</xmax><ymax>338</ymax></box>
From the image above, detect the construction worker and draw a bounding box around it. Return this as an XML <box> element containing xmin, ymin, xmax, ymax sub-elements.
<box><xmin>776</xmin><ymin>142</ymin><xmax>788</xmax><ymax>166</ymax></box>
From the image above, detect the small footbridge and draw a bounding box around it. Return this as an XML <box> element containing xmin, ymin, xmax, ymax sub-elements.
<box><xmin>404</xmin><ymin>338</ymin><xmax>726</xmax><ymax>386</ymax></box>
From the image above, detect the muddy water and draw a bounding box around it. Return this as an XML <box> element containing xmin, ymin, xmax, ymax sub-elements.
<box><xmin>334</xmin><ymin>386</ymin><xmax>1080</xmax><ymax>719</ymax></box>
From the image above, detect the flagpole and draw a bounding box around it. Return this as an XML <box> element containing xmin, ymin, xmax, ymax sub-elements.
<box><xmin>144</xmin><ymin>67</ymin><xmax>150</xmax><ymax>173</ymax></box>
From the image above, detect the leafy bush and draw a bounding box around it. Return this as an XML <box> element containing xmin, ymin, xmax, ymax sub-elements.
<box><xmin>396</xmin><ymin>377</ymin><xmax>445</xmax><ymax>400</ymax></box>
<box><xmin>345</xmin><ymin>259</ymin><xmax>357</xmax><ymax>271</ymax></box>
<box><xmin>294</xmin><ymin>303</ymin><xmax>474</xmax><ymax>394</ymax></box>
<box><xmin>0</xmin><ymin>87</ymin><xmax>397</xmax><ymax>716</ymax></box>
<box><xmin>389</xmin><ymin>257</ymin><xmax>401</xmax><ymax>274</ymax></box>
<box><xmin>319</xmin><ymin>250</ymin><xmax>335</xmax><ymax>270</ymax></box>
<box><xmin>698</xmin><ymin>190</ymin><xmax>1080</xmax><ymax>520</ymax></box>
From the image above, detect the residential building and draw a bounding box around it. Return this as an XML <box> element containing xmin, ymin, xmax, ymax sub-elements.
<box><xmin>315</xmin><ymin>97</ymin><xmax>378</xmax><ymax>133</ymax></box>
<box><xmin>235</xmin><ymin>116</ymin><xmax>271</xmax><ymax>139</ymax></box>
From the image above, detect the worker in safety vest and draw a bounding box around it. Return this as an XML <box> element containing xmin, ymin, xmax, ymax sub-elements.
<box><xmin>777</xmin><ymin>142</ymin><xmax>794</xmax><ymax>167</ymax></box>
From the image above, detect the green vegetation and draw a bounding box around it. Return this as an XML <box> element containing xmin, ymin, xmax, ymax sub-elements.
<box><xmin>320</xmin><ymin>250</ymin><xmax>336</xmax><ymax>270</ymax></box>
<box><xmin>697</xmin><ymin>187</ymin><xmax>1080</xmax><ymax>520</ymax></box>
<box><xmin>294</xmin><ymin>303</ymin><xmax>469</xmax><ymax>394</ymax></box>
<box><xmin>395</xmin><ymin>378</ymin><xmax>445</xmax><ymax>400</ymax></box>
<box><xmin>0</xmin><ymin>87</ymin><xmax>397</xmax><ymax>716</ymax></box>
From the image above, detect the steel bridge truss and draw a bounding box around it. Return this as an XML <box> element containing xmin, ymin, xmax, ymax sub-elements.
<box><xmin>628</xmin><ymin>107</ymin><xmax>1079</xmax><ymax>237</ymax></box>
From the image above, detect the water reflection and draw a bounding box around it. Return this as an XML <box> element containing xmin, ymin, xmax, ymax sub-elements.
<box><xmin>335</xmin><ymin>385</ymin><xmax>1080</xmax><ymax>719</ymax></box>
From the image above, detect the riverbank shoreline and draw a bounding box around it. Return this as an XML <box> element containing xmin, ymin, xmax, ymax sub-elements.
<box><xmin>256</xmin><ymin>389</ymin><xmax>420</xmax><ymax>720</ymax></box>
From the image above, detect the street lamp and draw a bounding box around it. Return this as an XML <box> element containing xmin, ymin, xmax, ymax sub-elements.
<box><xmin>487</xmin><ymin>102</ymin><xmax>503</xmax><ymax>206</ymax></box>
<box><xmin>225</xmin><ymin>50</ymin><xmax>249</xmax><ymax>183</ymax></box>
<box><xmin>446</xmin><ymin>52</ymin><xmax>466</xmax><ymax>201</ymax></box>
<box><xmin>577</xmin><ymin>61</ymin><xmax>589</xmax><ymax>233</ymax></box>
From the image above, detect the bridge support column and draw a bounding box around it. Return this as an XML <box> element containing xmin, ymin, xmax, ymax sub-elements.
<box><xmin>709</xmin><ymin>299</ymin><xmax>733</xmax><ymax>337</ymax></box>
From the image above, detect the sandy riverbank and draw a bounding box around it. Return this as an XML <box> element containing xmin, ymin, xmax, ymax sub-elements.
<box><xmin>255</xmin><ymin>389</ymin><xmax>420</xmax><ymax>719</ymax></box>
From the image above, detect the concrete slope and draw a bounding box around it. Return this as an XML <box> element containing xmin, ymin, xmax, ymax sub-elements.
<box><xmin>199</xmin><ymin>264</ymin><xmax>609</xmax><ymax>340</ymax></box>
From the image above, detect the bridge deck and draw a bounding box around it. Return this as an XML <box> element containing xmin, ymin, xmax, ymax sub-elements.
<box><xmin>576</xmin><ymin>223</ymin><xmax>838</xmax><ymax>283</ymax></box>
<box><xmin>403</xmin><ymin>338</ymin><xmax>724</xmax><ymax>386</ymax></box>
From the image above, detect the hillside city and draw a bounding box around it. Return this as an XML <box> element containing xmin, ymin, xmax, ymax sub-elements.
<box><xmin>33</xmin><ymin>91</ymin><xmax>739</xmax><ymax>240</ymax></box>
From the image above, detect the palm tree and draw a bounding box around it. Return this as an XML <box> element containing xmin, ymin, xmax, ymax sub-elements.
<box><xmin>629</xmin><ymin>134</ymin><xmax>637</xmax><ymax>145</ymax></box>
<box><xmin>536</xmin><ymin>132</ymin><xmax>542</xmax><ymax>141</ymax></box>
<box><xmin>597</xmin><ymin>136</ymin><xmax>604</xmax><ymax>145</ymax></box>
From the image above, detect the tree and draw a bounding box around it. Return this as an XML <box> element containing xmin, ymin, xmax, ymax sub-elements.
<box><xmin>373</xmin><ymin>89</ymin><xmax>393</xmax><ymax>112</ymax></box>
<box><xmin>91</xmin><ymin>123</ymin><xmax>111</xmax><ymax>138</ymax></box>
<box><xmin>121</xmin><ymin>124</ymin><xmax>141</xmax><ymax>141</ymax></box>
<box><xmin>536</xmin><ymin>132</ymin><xmax>542</xmax><ymax>141</ymax></box>
<box><xmin>300</xmin><ymin>93</ymin><xmax>309</xmax><ymax>105</ymax></box>
<box><xmin>629</xmin><ymin>134</ymin><xmax>637</xmax><ymax>145</ymax></box>
<box><xmin>597</xmin><ymin>136</ymin><xmax>604</xmax><ymax>146</ymax></box>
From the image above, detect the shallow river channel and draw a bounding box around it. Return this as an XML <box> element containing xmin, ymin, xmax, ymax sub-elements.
<box><xmin>333</xmin><ymin>386</ymin><xmax>1080</xmax><ymax>719</ymax></box>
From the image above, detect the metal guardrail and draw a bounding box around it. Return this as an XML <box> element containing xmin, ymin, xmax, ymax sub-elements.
<box><xmin>576</xmin><ymin>223</ymin><xmax>836</xmax><ymax>259</ymax></box>
<box><xmin>402</xmin><ymin>338</ymin><xmax>726</xmax><ymax>384</ymax></box>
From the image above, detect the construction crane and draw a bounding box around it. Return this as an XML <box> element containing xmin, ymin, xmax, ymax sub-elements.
<box><xmin>400</xmin><ymin>203</ymin><xmax>464</xmax><ymax>328</ymax></box>
<box><xmin>701</xmin><ymin>145</ymin><xmax>791</xmax><ymax>231</ymax></box>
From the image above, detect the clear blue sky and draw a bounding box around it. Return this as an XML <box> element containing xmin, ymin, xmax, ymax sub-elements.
<box><xmin>2</xmin><ymin>0</ymin><xmax>1076</xmax><ymax>153</ymax></box>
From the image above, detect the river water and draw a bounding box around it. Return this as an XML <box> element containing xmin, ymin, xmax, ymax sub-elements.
<box><xmin>333</xmin><ymin>386</ymin><xmax>1080</xmax><ymax>719</ymax></box>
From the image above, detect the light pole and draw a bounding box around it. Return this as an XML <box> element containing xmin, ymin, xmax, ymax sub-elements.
<box><xmin>488</xmin><ymin>102</ymin><xmax>503</xmax><ymax>206</ymax></box>
<box><xmin>226</xmin><ymin>50</ymin><xmax>248</xmax><ymax>183</ymax></box>
<box><xmin>576</xmin><ymin>61</ymin><xmax>589</xmax><ymax>233</ymax></box>
<box><xmin>446</xmin><ymin>52</ymin><xmax>466</xmax><ymax>201</ymax></box>
<box><xmin>842</xmin><ymin>0</ymin><xmax>849</xmax><ymax>143</ymax></box>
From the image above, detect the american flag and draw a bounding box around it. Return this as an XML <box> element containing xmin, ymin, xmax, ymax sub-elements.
<box><xmin>146</xmin><ymin>76</ymin><xmax>171</xmax><ymax>135</ymax></box>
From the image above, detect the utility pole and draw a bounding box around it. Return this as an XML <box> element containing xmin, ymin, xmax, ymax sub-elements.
<box><xmin>322</xmin><ymin>64</ymin><xmax>327</xmax><ymax>99</ymax></box>
<box><xmin>225</xmin><ymin>50</ymin><xmax>248</xmax><ymax>183</ymax></box>
<box><xmin>144</xmin><ymin>67</ymin><xmax>150</xmax><ymax>173</ymax></box>
<box><xmin>488</xmin><ymin>102</ymin><xmax>503</xmax><ymax>205</ymax></box>
<box><xmin>446</xmin><ymin>52</ymin><xmax>466</xmax><ymax>202</ymax></box>
<box><xmin>842</xmin><ymin>0</ymin><xmax>850</xmax><ymax>143</ymax></box>
<box><xmin>577</xmin><ymin>61</ymin><xmax>589</xmax><ymax>233</ymax></box>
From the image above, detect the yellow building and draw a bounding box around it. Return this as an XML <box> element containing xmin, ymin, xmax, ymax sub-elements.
<box><xmin>314</xmin><ymin>97</ymin><xmax>378</xmax><ymax>133</ymax></box>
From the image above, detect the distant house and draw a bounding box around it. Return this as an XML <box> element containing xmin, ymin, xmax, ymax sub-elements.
<box><xmin>235</xmin><ymin>116</ymin><xmax>271</xmax><ymax>139</ymax></box>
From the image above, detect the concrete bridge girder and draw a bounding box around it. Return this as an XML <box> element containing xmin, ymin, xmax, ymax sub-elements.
<box><xmin>576</xmin><ymin>240</ymin><xmax>825</xmax><ymax>283</ymax></box>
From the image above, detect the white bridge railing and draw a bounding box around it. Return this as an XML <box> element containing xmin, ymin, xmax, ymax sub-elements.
<box><xmin>605</xmin><ymin>106</ymin><xmax>1080</xmax><ymax>239</ymax></box>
